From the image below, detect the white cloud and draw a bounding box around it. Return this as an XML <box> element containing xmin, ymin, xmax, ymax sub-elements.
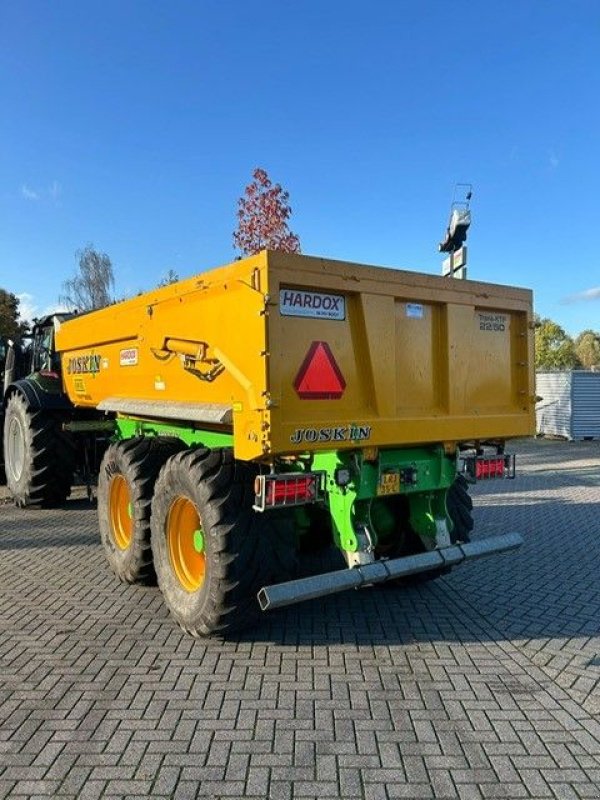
<box><xmin>20</xmin><ymin>184</ymin><xmax>39</xmax><ymax>200</ymax></box>
<box><xmin>19</xmin><ymin>180</ymin><xmax>62</xmax><ymax>203</ymax></box>
<box><xmin>562</xmin><ymin>287</ymin><xmax>600</xmax><ymax>304</ymax></box>
<box><xmin>548</xmin><ymin>150</ymin><xmax>559</xmax><ymax>169</ymax></box>
<box><xmin>16</xmin><ymin>292</ymin><xmax>37</xmax><ymax>321</ymax></box>
<box><xmin>42</xmin><ymin>303</ymin><xmax>65</xmax><ymax>316</ymax></box>
<box><xmin>49</xmin><ymin>180</ymin><xmax>62</xmax><ymax>202</ymax></box>
<box><xmin>16</xmin><ymin>293</ymin><xmax>64</xmax><ymax>323</ymax></box>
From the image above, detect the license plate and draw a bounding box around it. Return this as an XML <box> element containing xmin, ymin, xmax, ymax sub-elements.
<box><xmin>377</xmin><ymin>471</ymin><xmax>400</xmax><ymax>496</ymax></box>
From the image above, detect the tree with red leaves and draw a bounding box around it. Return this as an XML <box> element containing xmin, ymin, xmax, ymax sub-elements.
<box><xmin>233</xmin><ymin>168</ymin><xmax>301</xmax><ymax>256</ymax></box>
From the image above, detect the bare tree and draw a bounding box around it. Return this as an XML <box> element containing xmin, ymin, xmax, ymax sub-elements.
<box><xmin>60</xmin><ymin>245</ymin><xmax>115</xmax><ymax>311</ymax></box>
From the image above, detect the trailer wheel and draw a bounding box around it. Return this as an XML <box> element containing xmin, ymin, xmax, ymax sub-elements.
<box><xmin>446</xmin><ymin>474</ymin><xmax>474</xmax><ymax>543</ymax></box>
<box><xmin>151</xmin><ymin>447</ymin><xmax>294</xmax><ymax>636</ymax></box>
<box><xmin>297</xmin><ymin>506</ymin><xmax>334</xmax><ymax>554</ymax></box>
<box><xmin>3</xmin><ymin>391</ymin><xmax>75</xmax><ymax>507</ymax></box>
<box><xmin>98</xmin><ymin>437</ymin><xmax>184</xmax><ymax>585</ymax></box>
<box><xmin>401</xmin><ymin>476</ymin><xmax>473</xmax><ymax>583</ymax></box>
<box><xmin>377</xmin><ymin>477</ymin><xmax>474</xmax><ymax>587</ymax></box>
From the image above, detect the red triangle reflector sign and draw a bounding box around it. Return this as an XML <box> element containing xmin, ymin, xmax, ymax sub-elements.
<box><xmin>294</xmin><ymin>341</ymin><xmax>346</xmax><ymax>400</ymax></box>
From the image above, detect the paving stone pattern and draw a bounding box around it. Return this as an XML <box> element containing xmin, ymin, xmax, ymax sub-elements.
<box><xmin>0</xmin><ymin>438</ymin><xmax>599</xmax><ymax>799</ymax></box>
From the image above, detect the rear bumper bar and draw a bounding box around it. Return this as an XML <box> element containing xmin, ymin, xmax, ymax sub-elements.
<box><xmin>257</xmin><ymin>532</ymin><xmax>523</xmax><ymax>611</ymax></box>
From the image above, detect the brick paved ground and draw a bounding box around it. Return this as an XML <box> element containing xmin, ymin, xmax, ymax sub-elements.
<box><xmin>0</xmin><ymin>438</ymin><xmax>598</xmax><ymax>799</ymax></box>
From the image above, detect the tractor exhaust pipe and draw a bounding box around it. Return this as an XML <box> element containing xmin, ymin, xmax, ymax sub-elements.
<box><xmin>257</xmin><ymin>532</ymin><xmax>523</xmax><ymax>612</ymax></box>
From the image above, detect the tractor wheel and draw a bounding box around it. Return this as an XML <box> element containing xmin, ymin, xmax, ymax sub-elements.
<box><xmin>98</xmin><ymin>437</ymin><xmax>185</xmax><ymax>584</ymax></box>
<box><xmin>3</xmin><ymin>391</ymin><xmax>75</xmax><ymax>508</ymax></box>
<box><xmin>151</xmin><ymin>447</ymin><xmax>296</xmax><ymax>637</ymax></box>
<box><xmin>446</xmin><ymin>473</ymin><xmax>474</xmax><ymax>543</ymax></box>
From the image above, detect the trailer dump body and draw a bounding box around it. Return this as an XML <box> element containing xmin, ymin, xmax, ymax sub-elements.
<box><xmin>56</xmin><ymin>251</ymin><xmax>535</xmax><ymax>461</ymax></box>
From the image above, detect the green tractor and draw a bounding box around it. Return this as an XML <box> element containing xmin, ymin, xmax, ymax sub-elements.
<box><xmin>0</xmin><ymin>314</ymin><xmax>86</xmax><ymax>505</ymax></box>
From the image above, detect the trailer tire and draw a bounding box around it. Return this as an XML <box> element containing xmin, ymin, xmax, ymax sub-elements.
<box><xmin>298</xmin><ymin>506</ymin><xmax>334</xmax><ymax>554</ymax></box>
<box><xmin>151</xmin><ymin>447</ymin><xmax>295</xmax><ymax>637</ymax></box>
<box><xmin>446</xmin><ymin>474</ymin><xmax>474</xmax><ymax>544</ymax></box>
<box><xmin>3</xmin><ymin>391</ymin><xmax>75</xmax><ymax>508</ymax></box>
<box><xmin>98</xmin><ymin>437</ymin><xmax>185</xmax><ymax>585</ymax></box>
<box><xmin>379</xmin><ymin>477</ymin><xmax>474</xmax><ymax>587</ymax></box>
<box><xmin>400</xmin><ymin>475</ymin><xmax>474</xmax><ymax>584</ymax></box>
<box><xmin>397</xmin><ymin>476</ymin><xmax>474</xmax><ymax>585</ymax></box>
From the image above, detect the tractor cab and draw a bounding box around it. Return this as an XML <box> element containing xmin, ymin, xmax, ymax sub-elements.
<box><xmin>1</xmin><ymin>335</ymin><xmax>28</xmax><ymax>404</ymax></box>
<box><xmin>0</xmin><ymin>336</ymin><xmax>8</xmax><ymax>377</ymax></box>
<box><xmin>2</xmin><ymin>313</ymin><xmax>74</xmax><ymax>401</ymax></box>
<box><xmin>29</xmin><ymin>314</ymin><xmax>69</xmax><ymax>374</ymax></box>
<box><xmin>26</xmin><ymin>313</ymin><xmax>75</xmax><ymax>374</ymax></box>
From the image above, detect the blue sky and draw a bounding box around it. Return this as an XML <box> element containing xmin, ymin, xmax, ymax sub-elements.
<box><xmin>1</xmin><ymin>0</ymin><xmax>598</xmax><ymax>335</ymax></box>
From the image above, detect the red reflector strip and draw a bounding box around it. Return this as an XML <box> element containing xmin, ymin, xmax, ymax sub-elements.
<box><xmin>475</xmin><ymin>457</ymin><xmax>506</xmax><ymax>480</ymax></box>
<box><xmin>267</xmin><ymin>476</ymin><xmax>316</xmax><ymax>505</ymax></box>
<box><xmin>253</xmin><ymin>471</ymin><xmax>325</xmax><ymax>512</ymax></box>
<box><xmin>460</xmin><ymin>453</ymin><xmax>516</xmax><ymax>482</ymax></box>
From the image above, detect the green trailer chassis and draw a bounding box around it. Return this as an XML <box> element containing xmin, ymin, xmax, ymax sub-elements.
<box><xmin>113</xmin><ymin>417</ymin><xmax>459</xmax><ymax>558</ymax></box>
<box><xmin>108</xmin><ymin>416</ymin><xmax>522</xmax><ymax>611</ymax></box>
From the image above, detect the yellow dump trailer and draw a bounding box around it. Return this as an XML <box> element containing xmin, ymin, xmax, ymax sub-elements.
<box><xmin>56</xmin><ymin>251</ymin><xmax>534</xmax><ymax>460</ymax></box>
<box><xmin>3</xmin><ymin>251</ymin><xmax>535</xmax><ymax>637</ymax></box>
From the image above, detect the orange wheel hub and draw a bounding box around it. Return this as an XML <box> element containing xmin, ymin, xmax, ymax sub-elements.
<box><xmin>167</xmin><ymin>496</ymin><xmax>206</xmax><ymax>592</ymax></box>
<box><xmin>108</xmin><ymin>475</ymin><xmax>133</xmax><ymax>550</ymax></box>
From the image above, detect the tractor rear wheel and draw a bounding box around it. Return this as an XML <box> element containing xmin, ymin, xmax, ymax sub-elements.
<box><xmin>151</xmin><ymin>447</ymin><xmax>295</xmax><ymax>637</ymax></box>
<box><xmin>3</xmin><ymin>391</ymin><xmax>75</xmax><ymax>508</ymax></box>
<box><xmin>98</xmin><ymin>437</ymin><xmax>184</xmax><ymax>584</ymax></box>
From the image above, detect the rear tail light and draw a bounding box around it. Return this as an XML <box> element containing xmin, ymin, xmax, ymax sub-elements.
<box><xmin>460</xmin><ymin>453</ymin><xmax>516</xmax><ymax>482</ymax></box>
<box><xmin>253</xmin><ymin>472</ymin><xmax>326</xmax><ymax>512</ymax></box>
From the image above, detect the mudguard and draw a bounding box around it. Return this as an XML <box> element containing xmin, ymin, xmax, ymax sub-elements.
<box><xmin>4</xmin><ymin>377</ymin><xmax>73</xmax><ymax>412</ymax></box>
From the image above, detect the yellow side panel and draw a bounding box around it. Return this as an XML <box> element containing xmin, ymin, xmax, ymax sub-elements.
<box><xmin>56</xmin><ymin>254</ymin><xmax>270</xmax><ymax>461</ymax></box>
